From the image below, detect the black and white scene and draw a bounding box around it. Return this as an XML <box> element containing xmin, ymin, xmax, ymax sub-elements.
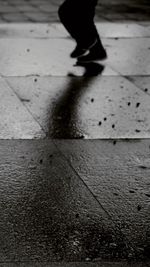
<box><xmin>0</xmin><ymin>0</ymin><xmax>150</xmax><ymax>266</ymax></box>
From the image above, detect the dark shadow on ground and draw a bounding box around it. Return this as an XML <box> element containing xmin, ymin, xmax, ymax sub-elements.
<box><xmin>48</xmin><ymin>62</ymin><xmax>105</xmax><ymax>138</ymax></box>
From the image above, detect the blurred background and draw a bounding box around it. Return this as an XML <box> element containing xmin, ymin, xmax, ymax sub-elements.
<box><xmin>0</xmin><ymin>0</ymin><xmax>149</xmax><ymax>23</ymax></box>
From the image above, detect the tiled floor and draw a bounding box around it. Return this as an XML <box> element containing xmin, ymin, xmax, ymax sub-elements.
<box><xmin>0</xmin><ymin>22</ymin><xmax>149</xmax><ymax>139</ymax></box>
<box><xmin>0</xmin><ymin>13</ymin><xmax>150</xmax><ymax>267</ymax></box>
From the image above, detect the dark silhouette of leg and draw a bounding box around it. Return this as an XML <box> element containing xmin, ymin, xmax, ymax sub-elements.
<box><xmin>58</xmin><ymin>0</ymin><xmax>106</xmax><ymax>59</ymax></box>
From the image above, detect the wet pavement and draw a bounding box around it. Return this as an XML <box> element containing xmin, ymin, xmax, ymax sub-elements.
<box><xmin>0</xmin><ymin>140</ymin><xmax>150</xmax><ymax>265</ymax></box>
<box><xmin>0</xmin><ymin>11</ymin><xmax>150</xmax><ymax>267</ymax></box>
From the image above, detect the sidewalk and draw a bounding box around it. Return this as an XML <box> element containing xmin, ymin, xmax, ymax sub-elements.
<box><xmin>0</xmin><ymin>19</ymin><xmax>150</xmax><ymax>266</ymax></box>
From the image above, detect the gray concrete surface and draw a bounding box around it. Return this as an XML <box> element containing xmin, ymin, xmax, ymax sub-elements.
<box><xmin>0</xmin><ymin>140</ymin><xmax>150</xmax><ymax>264</ymax></box>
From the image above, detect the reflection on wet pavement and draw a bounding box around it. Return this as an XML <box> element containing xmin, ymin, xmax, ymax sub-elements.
<box><xmin>0</xmin><ymin>140</ymin><xmax>130</xmax><ymax>261</ymax></box>
<box><xmin>49</xmin><ymin>63</ymin><xmax>104</xmax><ymax>138</ymax></box>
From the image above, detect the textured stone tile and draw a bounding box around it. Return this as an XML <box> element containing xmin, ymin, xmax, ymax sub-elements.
<box><xmin>0</xmin><ymin>140</ymin><xmax>125</xmax><ymax>261</ymax></box>
<box><xmin>0</xmin><ymin>262</ymin><xmax>147</xmax><ymax>267</ymax></box>
<box><xmin>128</xmin><ymin>76</ymin><xmax>150</xmax><ymax>95</ymax></box>
<box><xmin>97</xmin><ymin>22</ymin><xmax>150</xmax><ymax>38</ymax></box>
<box><xmin>0</xmin><ymin>38</ymin><xmax>117</xmax><ymax>77</ymax></box>
<box><xmin>105</xmin><ymin>38</ymin><xmax>150</xmax><ymax>75</ymax></box>
<box><xmin>56</xmin><ymin>139</ymin><xmax>150</xmax><ymax>257</ymax></box>
<box><xmin>0</xmin><ymin>77</ymin><xmax>44</xmax><ymax>139</ymax></box>
<box><xmin>0</xmin><ymin>23</ymin><xmax>67</xmax><ymax>38</ymax></box>
<box><xmin>6</xmin><ymin>76</ymin><xmax>150</xmax><ymax>139</ymax></box>
<box><xmin>2</xmin><ymin>13</ymin><xmax>29</xmax><ymax>22</ymax></box>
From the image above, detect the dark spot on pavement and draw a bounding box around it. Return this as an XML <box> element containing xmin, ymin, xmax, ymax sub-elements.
<box><xmin>137</xmin><ymin>205</ymin><xmax>142</xmax><ymax>211</ymax></box>
<box><xmin>27</xmin><ymin>49</ymin><xmax>30</xmax><ymax>52</ymax></box>
<box><xmin>113</xmin><ymin>140</ymin><xmax>117</xmax><ymax>145</ymax></box>
<box><xmin>112</xmin><ymin>124</ymin><xmax>115</xmax><ymax>129</ymax></box>
<box><xmin>40</xmin><ymin>159</ymin><xmax>43</xmax><ymax>164</ymax></box>
<box><xmin>129</xmin><ymin>190</ymin><xmax>135</xmax><ymax>193</ymax></box>
<box><xmin>98</xmin><ymin>121</ymin><xmax>102</xmax><ymax>126</ymax></box>
<box><xmin>127</xmin><ymin>102</ymin><xmax>131</xmax><ymax>106</ymax></box>
<box><xmin>91</xmin><ymin>98</ymin><xmax>94</xmax><ymax>102</ymax></box>
<box><xmin>136</xmin><ymin>103</ymin><xmax>140</xmax><ymax>108</ymax></box>
<box><xmin>104</xmin><ymin>117</ymin><xmax>107</xmax><ymax>121</ymax></box>
<box><xmin>139</xmin><ymin>165</ymin><xmax>147</xmax><ymax>169</ymax></box>
<box><xmin>135</xmin><ymin>129</ymin><xmax>141</xmax><ymax>133</ymax></box>
<box><xmin>20</xmin><ymin>98</ymin><xmax>30</xmax><ymax>102</ymax></box>
<box><xmin>34</xmin><ymin>78</ymin><xmax>38</xmax><ymax>82</ymax></box>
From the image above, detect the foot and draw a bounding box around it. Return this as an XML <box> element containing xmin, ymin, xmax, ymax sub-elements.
<box><xmin>77</xmin><ymin>40</ymin><xmax>107</xmax><ymax>63</ymax></box>
<box><xmin>77</xmin><ymin>48</ymin><xmax>107</xmax><ymax>63</ymax></box>
<box><xmin>70</xmin><ymin>39</ymin><xmax>97</xmax><ymax>58</ymax></box>
<box><xmin>70</xmin><ymin>45</ymin><xmax>87</xmax><ymax>58</ymax></box>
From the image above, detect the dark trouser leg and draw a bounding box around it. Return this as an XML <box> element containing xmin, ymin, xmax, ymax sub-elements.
<box><xmin>58</xmin><ymin>0</ymin><xmax>102</xmax><ymax>48</ymax></box>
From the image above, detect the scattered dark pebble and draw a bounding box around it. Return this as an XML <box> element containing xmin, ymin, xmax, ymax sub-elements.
<box><xmin>129</xmin><ymin>190</ymin><xmax>135</xmax><ymax>193</ymax></box>
<box><xmin>137</xmin><ymin>205</ymin><xmax>142</xmax><ymax>211</ymax></box>
<box><xmin>40</xmin><ymin>159</ymin><xmax>43</xmax><ymax>164</ymax></box>
<box><xmin>78</xmin><ymin>135</ymin><xmax>84</xmax><ymax>139</ymax></box>
<box><xmin>34</xmin><ymin>78</ymin><xmax>37</xmax><ymax>82</ymax></box>
<box><xmin>112</xmin><ymin>124</ymin><xmax>115</xmax><ymax>129</ymax></box>
<box><xmin>136</xmin><ymin>102</ymin><xmax>140</xmax><ymax>108</ymax></box>
<box><xmin>139</xmin><ymin>165</ymin><xmax>147</xmax><ymax>169</ymax></box>
<box><xmin>91</xmin><ymin>98</ymin><xmax>94</xmax><ymax>102</ymax></box>
<box><xmin>135</xmin><ymin>129</ymin><xmax>141</xmax><ymax>133</ymax></box>
<box><xmin>113</xmin><ymin>140</ymin><xmax>117</xmax><ymax>145</ymax></box>
<box><xmin>98</xmin><ymin>121</ymin><xmax>102</xmax><ymax>126</ymax></box>
<box><xmin>104</xmin><ymin>117</ymin><xmax>107</xmax><ymax>121</ymax></box>
<box><xmin>127</xmin><ymin>102</ymin><xmax>131</xmax><ymax>106</ymax></box>
<box><xmin>20</xmin><ymin>98</ymin><xmax>30</xmax><ymax>102</ymax></box>
<box><xmin>113</xmin><ymin>192</ymin><xmax>118</xmax><ymax>196</ymax></box>
<box><xmin>49</xmin><ymin>154</ymin><xmax>53</xmax><ymax>158</ymax></box>
<box><xmin>144</xmin><ymin>88</ymin><xmax>148</xmax><ymax>92</ymax></box>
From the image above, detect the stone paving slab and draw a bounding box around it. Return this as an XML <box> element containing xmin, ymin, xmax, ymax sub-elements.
<box><xmin>0</xmin><ymin>38</ymin><xmax>117</xmax><ymax>77</ymax></box>
<box><xmin>6</xmin><ymin>75</ymin><xmax>150</xmax><ymax>139</ymax></box>
<box><xmin>0</xmin><ymin>262</ymin><xmax>148</xmax><ymax>267</ymax></box>
<box><xmin>0</xmin><ymin>77</ymin><xmax>44</xmax><ymax>139</ymax></box>
<box><xmin>0</xmin><ymin>140</ymin><xmax>133</xmax><ymax>262</ymax></box>
<box><xmin>55</xmin><ymin>139</ymin><xmax>150</xmax><ymax>257</ymax></box>
<box><xmin>0</xmin><ymin>23</ymin><xmax>67</xmax><ymax>38</ymax></box>
<box><xmin>1</xmin><ymin>23</ymin><xmax>150</xmax><ymax>39</ymax></box>
<box><xmin>106</xmin><ymin>38</ymin><xmax>150</xmax><ymax>76</ymax></box>
<box><xmin>128</xmin><ymin>77</ymin><xmax>150</xmax><ymax>95</ymax></box>
<box><xmin>0</xmin><ymin>140</ymin><xmax>150</xmax><ymax>262</ymax></box>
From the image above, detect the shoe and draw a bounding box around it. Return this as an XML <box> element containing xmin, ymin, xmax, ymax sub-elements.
<box><xmin>70</xmin><ymin>39</ymin><xmax>97</xmax><ymax>58</ymax></box>
<box><xmin>70</xmin><ymin>45</ymin><xmax>87</xmax><ymax>58</ymax></box>
<box><xmin>77</xmin><ymin>39</ymin><xmax>107</xmax><ymax>63</ymax></box>
<box><xmin>77</xmin><ymin>48</ymin><xmax>107</xmax><ymax>63</ymax></box>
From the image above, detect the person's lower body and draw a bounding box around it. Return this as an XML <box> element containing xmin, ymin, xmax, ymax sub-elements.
<box><xmin>58</xmin><ymin>0</ymin><xmax>107</xmax><ymax>61</ymax></box>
